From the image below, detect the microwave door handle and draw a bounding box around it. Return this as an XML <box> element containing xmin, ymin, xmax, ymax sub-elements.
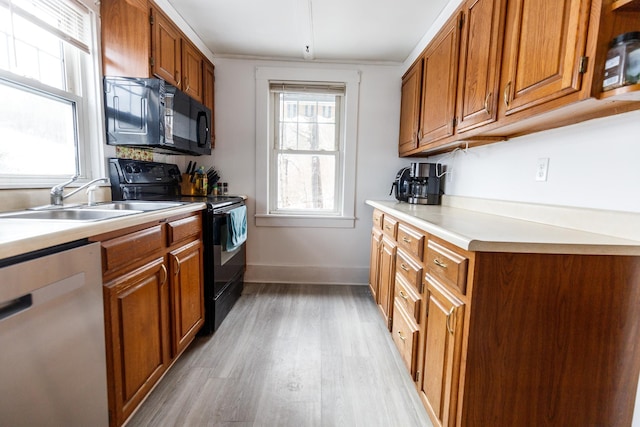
<box><xmin>197</xmin><ymin>111</ymin><xmax>209</xmax><ymax>147</ymax></box>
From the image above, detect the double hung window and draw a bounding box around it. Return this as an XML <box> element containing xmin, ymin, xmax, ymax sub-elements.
<box><xmin>255</xmin><ymin>67</ymin><xmax>360</xmax><ymax>228</ymax></box>
<box><xmin>271</xmin><ymin>83</ymin><xmax>344</xmax><ymax>214</ymax></box>
<box><xmin>0</xmin><ymin>0</ymin><xmax>102</xmax><ymax>187</ymax></box>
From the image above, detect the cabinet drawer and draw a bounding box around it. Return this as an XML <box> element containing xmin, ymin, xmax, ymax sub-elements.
<box><xmin>382</xmin><ymin>215</ymin><xmax>398</xmax><ymax>238</ymax></box>
<box><xmin>395</xmin><ymin>275</ymin><xmax>421</xmax><ymax>324</ymax></box>
<box><xmin>397</xmin><ymin>223</ymin><xmax>425</xmax><ymax>261</ymax></box>
<box><xmin>396</xmin><ymin>249</ymin><xmax>423</xmax><ymax>293</ymax></box>
<box><xmin>391</xmin><ymin>304</ymin><xmax>419</xmax><ymax>377</ymax></box>
<box><xmin>101</xmin><ymin>225</ymin><xmax>164</xmax><ymax>273</ymax></box>
<box><xmin>372</xmin><ymin>209</ymin><xmax>384</xmax><ymax>230</ymax></box>
<box><xmin>167</xmin><ymin>213</ymin><xmax>201</xmax><ymax>246</ymax></box>
<box><xmin>426</xmin><ymin>240</ymin><xmax>468</xmax><ymax>294</ymax></box>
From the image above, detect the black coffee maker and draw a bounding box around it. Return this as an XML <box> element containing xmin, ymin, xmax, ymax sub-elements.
<box><xmin>390</xmin><ymin>162</ymin><xmax>443</xmax><ymax>205</ymax></box>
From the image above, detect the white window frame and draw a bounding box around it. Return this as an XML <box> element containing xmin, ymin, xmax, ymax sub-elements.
<box><xmin>255</xmin><ymin>67</ymin><xmax>360</xmax><ymax>228</ymax></box>
<box><xmin>0</xmin><ymin>0</ymin><xmax>105</xmax><ymax>189</ymax></box>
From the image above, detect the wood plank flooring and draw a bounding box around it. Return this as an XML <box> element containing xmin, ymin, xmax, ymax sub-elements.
<box><xmin>127</xmin><ymin>283</ymin><xmax>432</xmax><ymax>427</ymax></box>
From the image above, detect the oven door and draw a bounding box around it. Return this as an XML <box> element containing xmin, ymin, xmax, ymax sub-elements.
<box><xmin>201</xmin><ymin>203</ymin><xmax>246</xmax><ymax>334</ymax></box>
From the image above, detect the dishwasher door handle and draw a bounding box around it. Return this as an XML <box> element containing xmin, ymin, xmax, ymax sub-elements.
<box><xmin>0</xmin><ymin>294</ymin><xmax>32</xmax><ymax>321</ymax></box>
<box><xmin>0</xmin><ymin>272</ymin><xmax>84</xmax><ymax>322</ymax></box>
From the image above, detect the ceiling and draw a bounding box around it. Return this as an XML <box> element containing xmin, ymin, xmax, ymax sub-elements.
<box><xmin>166</xmin><ymin>0</ymin><xmax>450</xmax><ymax>63</ymax></box>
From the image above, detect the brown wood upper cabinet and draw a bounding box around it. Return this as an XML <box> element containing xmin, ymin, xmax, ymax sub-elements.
<box><xmin>499</xmin><ymin>0</ymin><xmax>589</xmax><ymax>115</ymax></box>
<box><xmin>455</xmin><ymin>0</ymin><xmax>505</xmax><ymax>132</ymax></box>
<box><xmin>150</xmin><ymin>5</ymin><xmax>204</xmax><ymax>102</ymax></box>
<box><xmin>399</xmin><ymin>0</ymin><xmax>640</xmax><ymax>156</ymax></box>
<box><xmin>398</xmin><ymin>58</ymin><xmax>423</xmax><ymax>155</ymax></box>
<box><xmin>150</xmin><ymin>6</ymin><xmax>182</xmax><ymax>87</ymax></box>
<box><xmin>418</xmin><ymin>11</ymin><xmax>462</xmax><ymax>147</ymax></box>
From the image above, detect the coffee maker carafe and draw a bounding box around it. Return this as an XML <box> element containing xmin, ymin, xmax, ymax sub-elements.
<box><xmin>390</xmin><ymin>162</ymin><xmax>443</xmax><ymax>205</ymax></box>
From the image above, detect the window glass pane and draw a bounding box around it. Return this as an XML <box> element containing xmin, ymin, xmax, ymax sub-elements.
<box><xmin>276</xmin><ymin>153</ymin><xmax>335</xmax><ymax>211</ymax></box>
<box><xmin>0</xmin><ymin>80</ymin><xmax>77</xmax><ymax>175</ymax></box>
<box><xmin>11</xmin><ymin>15</ymin><xmax>66</xmax><ymax>89</ymax></box>
<box><xmin>276</xmin><ymin>92</ymin><xmax>337</xmax><ymax>151</ymax></box>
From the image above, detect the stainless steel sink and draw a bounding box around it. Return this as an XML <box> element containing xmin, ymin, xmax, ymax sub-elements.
<box><xmin>0</xmin><ymin>201</ymin><xmax>188</xmax><ymax>222</ymax></box>
<box><xmin>0</xmin><ymin>209</ymin><xmax>141</xmax><ymax>221</ymax></box>
<box><xmin>85</xmin><ymin>201</ymin><xmax>186</xmax><ymax>211</ymax></box>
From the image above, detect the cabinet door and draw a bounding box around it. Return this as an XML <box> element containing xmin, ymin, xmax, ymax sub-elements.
<box><xmin>398</xmin><ymin>58</ymin><xmax>423</xmax><ymax>155</ymax></box>
<box><xmin>151</xmin><ymin>6</ymin><xmax>182</xmax><ymax>88</ymax></box>
<box><xmin>168</xmin><ymin>240</ymin><xmax>205</xmax><ymax>357</ymax></box>
<box><xmin>203</xmin><ymin>60</ymin><xmax>216</xmax><ymax>148</ymax></box>
<box><xmin>377</xmin><ymin>235</ymin><xmax>397</xmax><ymax>330</ymax></box>
<box><xmin>420</xmin><ymin>275</ymin><xmax>465</xmax><ymax>427</ymax></box>
<box><xmin>455</xmin><ymin>0</ymin><xmax>505</xmax><ymax>132</ymax></box>
<box><xmin>500</xmin><ymin>0</ymin><xmax>590</xmax><ymax>115</ymax></box>
<box><xmin>101</xmin><ymin>0</ymin><xmax>150</xmax><ymax>77</ymax></box>
<box><xmin>419</xmin><ymin>11</ymin><xmax>462</xmax><ymax>146</ymax></box>
<box><xmin>369</xmin><ymin>227</ymin><xmax>383</xmax><ymax>303</ymax></box>
<box><xmin>182</xmin><ymin>41</ymin><xmax>204</xmax><ymax>102</ymax></box>
<box><xmin>103</xmin><ymin>257</ymin><xmax>170</xmax><ymax>427</ymax></box>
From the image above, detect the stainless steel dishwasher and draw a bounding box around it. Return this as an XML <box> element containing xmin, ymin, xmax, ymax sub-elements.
<box><xmin>0</xmin><ymin>241</ymin><xmax>108</xmax><ymax>426</ymax></box>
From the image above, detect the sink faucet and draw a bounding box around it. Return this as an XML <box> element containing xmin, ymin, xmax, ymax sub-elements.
<box><xmin>50</xmin><ymin>176</ymin><xmax>109</xmax><ymax>206</ymax></box>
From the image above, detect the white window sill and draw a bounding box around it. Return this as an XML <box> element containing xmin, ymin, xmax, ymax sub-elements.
<box><xmin>255</xmin><ymin>214</ymin><xmax>356</xmax><ymax>228</ymax></box>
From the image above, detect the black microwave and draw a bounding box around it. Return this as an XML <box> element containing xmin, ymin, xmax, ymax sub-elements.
<box><xmin>103</xmin><ymin>77</ymin><xmax>211</xmax><ymax>156</ymax></box>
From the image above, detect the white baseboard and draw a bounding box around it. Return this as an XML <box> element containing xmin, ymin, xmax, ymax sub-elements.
<box><xmin>245</xmin><ymin>264</ymin><xmax>369</xmax><ymax>286</ymax></box>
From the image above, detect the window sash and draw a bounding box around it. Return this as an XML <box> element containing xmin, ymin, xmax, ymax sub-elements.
<box><xmin>270</xmin><ymin>86</ymin><xmax>345</xmax><ymax>216</ymax></box>
<box><xmin>0</xmin><ymin>0</ymin><xmax>90</xmax><ymax>53</ymax></box>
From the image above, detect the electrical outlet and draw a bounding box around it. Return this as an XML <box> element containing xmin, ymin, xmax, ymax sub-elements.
<box><xmin>536</xmin><ymin>158</ymin><xmax>549</xmax><ymax>181</ymax></box>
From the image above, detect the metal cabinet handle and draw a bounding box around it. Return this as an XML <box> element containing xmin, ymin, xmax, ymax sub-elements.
<box><xmin>399</xmin><ymin>290</ymin><xmax>409</xmax><ymax>301</ymax></box>
<box><xmin>484</xmin><ymin>92</ymin><xmax>491</xmax><ymax>115</ymax></box>
<box><xmin>173</xmin><ymin>255</ymin><xmax>181</xmax><ymax>276</ymax></box>
<box><xmin>160</xmin><ymin>264</ymin><xmax>168</xmax><ymax>285</ymax></box>
<box><xmin>503</xmin><ymin>81</ymin><xmax>511</xmax><ymax>108</ymax></box>
<box><xmin>446</xmin><ymin>307</ymin><xmax>455</xmax><ymax>334</ymax></box>
<box><xmin>433</xmin><ymin>259</ymin><xmax>448</xmax><ymax>269</ymax></box>
<box><xmin>185</xmin><ymin>77</ymin><xmax>190</xmax><ymax>91</ymax></box>
<box><xmin>397</xmin><ymin>331</ymin><xmax>406</xmax><ymax>342</ymax></box>
<box><xmin>175</xmin><ymin>72</ymin><xmax>181</xmax><ymax>86</ymax></box>
<box><xmin>400</xmin><ymin>263</ymin><xmax>410</xmax><ymax>272</ymax></box>
<box><xmin>402</xmin><ymin>237</ymin><xmax>411</xmax><ymax>243</ymax></box>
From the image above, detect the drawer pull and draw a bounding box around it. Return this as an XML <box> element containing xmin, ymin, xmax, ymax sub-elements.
<box><xmin>402</xmin><ymin>237</ymin><xmax>411</xmax><ymax>243</ymax></box>
<box><xmin>397</xmin><ymin>331</ymin><xmax>406</xmax><ymax>342</ymax></box>
<box><xmin>400</xmin><ymin>263</ymin><xmax>410</xmax><ymax>272</ymax></box>
<box><xmin>385</xmin><ymin>225</ymin><xmax>391</xmax><ymax>230</ymax></box>
<box><xmin>446</xmin><ymin>307</ymin><xmax>455</xmax><ymax>334</ymax></box>
<box><xmin>433</xmin><ymin>258</ymin><xmax>448</xmax><ymax>269</ymax></box>
<box><xmin>399</xmin><ymin>290</ymin><xmax>408</xmax><ymax>301</ymax></box>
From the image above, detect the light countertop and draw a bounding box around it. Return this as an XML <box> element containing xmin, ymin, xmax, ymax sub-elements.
<box><xmin>366</xmin><ymin>199</ymin><xmax>640</xmax><ymax>256</ymax></box>
<box><xmin>0</xmin><ymin>203</ymin><xmax>207</xmax><ymax>260</ymax></box>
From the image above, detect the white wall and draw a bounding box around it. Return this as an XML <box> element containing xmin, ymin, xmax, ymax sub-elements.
<box><xmin>431</xmin><ymin>110</ymin><xmax>640</xmax><ymax>213</ymax></box>
<box><xmin>197</xmin><ymin>58</ymin><xmax>407</xmax><ymax>285</ymax></box>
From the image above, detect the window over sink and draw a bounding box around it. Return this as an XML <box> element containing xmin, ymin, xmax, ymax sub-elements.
<box><xmin>0</xmin><ymin>0</ymin><xmax>103</xmax><ymax>188</ymax></box>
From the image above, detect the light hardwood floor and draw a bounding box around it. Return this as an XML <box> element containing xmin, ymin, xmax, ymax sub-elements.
<box><xmin>127</xmin><ymin>283</ymin><xmax>432</xmax><ymax>427</ymax></box>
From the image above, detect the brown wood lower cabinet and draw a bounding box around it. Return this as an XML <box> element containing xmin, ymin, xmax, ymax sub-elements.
<box><xmin>92</xmin><ymin>211</ymin><xmax>205</xmax><ymax>427</ymax></box>
<box><xmin>419</xmin><ymin>274</ymin><xmax>465</xmax><ymax>427</ymax></box>
<box><xmin>103</xmin><ymin>257</ymin><xmax>170</xmax><ymax>426</ymax></box>
<box><xmin>168</xmin><ymin>239</ymin><xmax>204</xmax><ymax>357</ymax></box>
<box><xmin>369</xmin><ymin>209</ymin><xmax>640</xmax><ymax>427</ymax></box>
